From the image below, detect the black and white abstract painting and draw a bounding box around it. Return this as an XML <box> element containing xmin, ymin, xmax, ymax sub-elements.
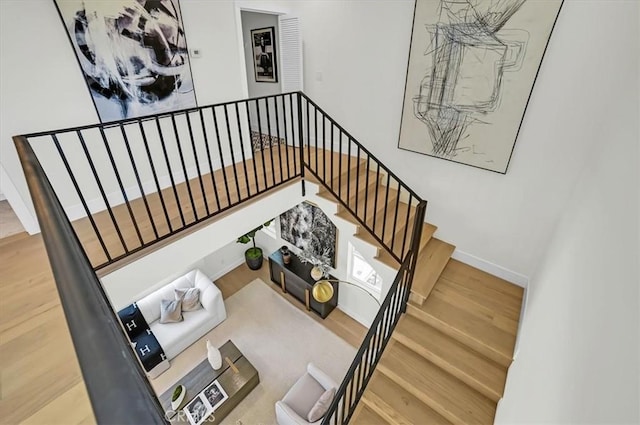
<box><xmin>398</xmin><ymin>0</ymin><xmax>563</xmax><ymax>173</ymax></box>
<box><xmin>54</xmin><ymin>0</ymin><xmax>197</xmax><ymax>122</ymax></box>
<box><xmin>280</xmin><ymin>202</ymin><xmax>337</xmax><ymax>268</ymax></box>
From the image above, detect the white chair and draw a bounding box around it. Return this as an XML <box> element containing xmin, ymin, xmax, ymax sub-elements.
<box><xmin>275</xmin><ymin>363</ymin><xmax>338</xmax><ymax>425</ymax></box>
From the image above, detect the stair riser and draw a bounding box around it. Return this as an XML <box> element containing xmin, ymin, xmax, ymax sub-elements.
<box><xmin>406</xmin><ymin>304</ymin><xmax>512</xmax><ymax>368</ymax></box>
<box><xmin>392</xmin><ymin>332</ymin><xmax>502</xmax><ymax>402</ymax></box>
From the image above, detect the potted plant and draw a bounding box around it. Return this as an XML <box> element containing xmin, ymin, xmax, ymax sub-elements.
<box><xmin>171</xmin><ymin>384</ymin><xmax>186</xmax><ymax>410</ymax></box>
<box><xmin>237</xmin><ymin>220</ymin><xmax>272</xmax><ymax>270</ymax></box>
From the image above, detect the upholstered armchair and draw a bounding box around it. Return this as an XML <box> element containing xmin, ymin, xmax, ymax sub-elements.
<box><xmin>275</xmin><ymin>363</ymin><xmax>338</xmax><ymax>425</ymax></box>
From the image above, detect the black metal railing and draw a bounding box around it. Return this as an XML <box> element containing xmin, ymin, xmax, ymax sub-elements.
<box><xmin>15</xmin><ymin>91</ymin><xmax>427</xmax><ymax>425</ymax></box>
<box><xmin>299</xmin><ymin>93</ymin><xmax>422</xmax><ymax>262</ymax></box>
<box><xmin>321</xmin><ymin>199</ymin><xmax>426</xmax><ymax>425</ymax></box>
<box><xmin>22</xmin><ymin>93</ymin><xmax>304</xmax><ymax>270</ymax></box>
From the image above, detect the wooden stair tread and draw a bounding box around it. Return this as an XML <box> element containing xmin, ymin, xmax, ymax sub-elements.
<box><xmin>408</xmin><ymin>291</ymin><xmax>516</xmax><ymax>367</ymax></box>
<box><xmin>439</xmin><ymin>259</ymin><xmax>524</xmax><ymax>318</ymax></box>
<box><xmin>393</xmin><ymin>314</ymin><xmax>506</xmax><ymax>402</ymax></box>
<box><xmin>411</xmin><ymin>238</ymin><xmax>455</xmax><ymax>302</ymax></box>
<box><xmin>363</xmin><ymin>371</ymin><xmax>451</xmax><ymax>425</ymax></box>
<box><xmin>351</xmin><ymin>403</ymin><xmax>389</xmax><ymax>425</ymax></box>
<box><xmin>377</xmin><ymin>341</ymin><xmax>496</xmax><ymax>425</ymax></box>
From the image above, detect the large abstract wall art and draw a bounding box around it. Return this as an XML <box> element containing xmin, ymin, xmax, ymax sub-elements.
<box><xmin>54</xmin><ymin>0</ymin><xmax>197</xmax><ymax>122</ymax></box>
<box><xmin>398</xmin><ymin>0</ymin><xmax>563</xmax><ymax>173</ymax></box>
<box><xmin>279</xmin><ymin>202</ymin><xmax>337</xmax><ymax>268</ymax></box>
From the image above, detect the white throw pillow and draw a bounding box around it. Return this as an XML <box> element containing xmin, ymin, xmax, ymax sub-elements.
<box><xmin>175</xmin><ymin>288</ymin><xmax>202</xmax><ymax>312</ymax></box>
<box><xmin>307</xmin><ymin>387</ymin><xmax>335</xmax><ymax>422</ymax></box>
<box><xmin>159</xmin><ymin>299</ymin><xmax>183</xmax><ymax>323</ymax></box>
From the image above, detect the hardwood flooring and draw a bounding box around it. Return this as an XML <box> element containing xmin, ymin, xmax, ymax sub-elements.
<box><xmin>0</xmin><ymin>233</ymin><xmax>365</xmax><ymax>424</ymax></box>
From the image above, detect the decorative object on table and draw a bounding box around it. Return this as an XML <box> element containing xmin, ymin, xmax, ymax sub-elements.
<box><xmin>280</xmin><ymin>202</ymin><xmax>337</xmax><ymax>268</ymax></box>
<box><xmin>206</xmin><ymin>340</ymin><xmax>222</xmax><ymax>370</ymax></box>
<box><xmin>171</xmin><ymin>384</ymin><xmax>186</xmax><ymax>410</ymax></box>
<box><xmin>237</xmin><ymin>219</ymin><xmax>273</xmax><ymax>270</ymax></box>
<box><xmin>312</xmin><ymin>279</ymin><xmax>380</xmax><ymax>306</ymax></box>
<box><xmin>298</xmin><ymin>248</ymin><xmax>331</xmax><ymax>280</ymax></box>
<box><xmin>183</xmin><ymin>379</ymin><xmax>229</xmax><ymax>425</ymax></box>
<box><xmin>251</xmin><ymin>26</ymin><xmax>278</xmax><ymax>83</ymax></box>
<box><xmin>53</xmin><ymin>0</ymin><xmax>197</xmax><ymax>123</ymax></box>
<box><xmin>280</xmin><ymin>246</ymin><xmax>292</xmax><ymax>265</ymax></box>
<box><xmin>397</xmin><ymin>0</ymin><xmax>563</xmax><ymax>173</ymax></box>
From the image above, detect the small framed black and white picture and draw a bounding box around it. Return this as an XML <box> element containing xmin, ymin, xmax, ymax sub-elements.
<box><xmin>251</xmin><ymin>26</ymin><xmax>278</xmax><ymax>83</ymax></box>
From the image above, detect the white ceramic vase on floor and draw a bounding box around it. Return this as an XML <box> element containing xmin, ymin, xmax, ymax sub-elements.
<box><xmin>207</xmin><ymin>340</ymin><xmax>222</xmax><ymax>370</ymax></box>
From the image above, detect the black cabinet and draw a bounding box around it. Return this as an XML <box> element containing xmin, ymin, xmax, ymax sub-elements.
<box><xmin>268</xmin><ymin>250</ymin><xmax>338</xmax><ymax>319</ymax></box>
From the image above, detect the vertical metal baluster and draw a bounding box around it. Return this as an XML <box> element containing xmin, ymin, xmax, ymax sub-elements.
<box><xmin>211</xmin><ymin>106</ymin><xmax>232</xmax><ymax>208</ymax></box>
<box><xmin>185</xmin><ymin>112</ymin><xmax>210</xmax><ymax>216</ymax></box>
<box><xmin>355</xmin><ymin>145</ymin><xmax>361</xmax><ymax>217</ymax></box>
<box><xmin>381</xmin><ymin>173</ymin><xmax>391</xmax><ymax>247</ymax></box>
<box><xmin>264</xmin><ymin>98</ymin><xmax>276</xmax><ymax>186</ymax></box>
<box><xmin>223</xmin><ymin>104</ymin><xmax>241</xmax><ymax>203</ymax></box>
<box><xmin>322</xmin><ymin>115</ymin><xmax>326</xmax><ymax>181</ymax></box>
<box><xmin>235</xmin><ymin>103</ymin><xmax>251</xmax><ymax>197</ymax></box>
<box><xmin>314</xmin><ymin>107</ymin><xmax>318</xmax><ymax>174</ymax></box>
<box><xmin>338</xmin><ymin>131</ymin><xmax>343</xmax><ymax>199</ymax></box>
<box><xmin>306</xmin><ymin>98</ymin><xmax>310</xmax><ymax>167</ymax></box>
<box><xmin>372</xmin><ymin>164</ymin><xmax>380</xmax><ymax>235</ymax></box>
<box><xmin>155</xmin><ymin>117</ymin><xmax>186</xmax><ymax>227</ymax></box>
<box><xmin>288</xmin><ymin>94</ymin><xmax>296</xmax><ymax>173</ymax></box>
<box><xmin>52</xmin><ymin>134</ymin><xmax>111</xmax><ymax>262</ymax></box>
<box><xmin>97</xmin><ymin>127</ymin><xmax>143</xmax><ymax>247</ymax></box>
<box><xmin>198</xmin><ymin>108</ymin><xmax>221</xmax><ymax>212</ymax></box>
<box><xmin>296</xmin><ymin>94</ymin><xmax>304</xmax><ymax>180</ymax></box>
<box><xmin>139</xmin><ymin>120</ymin><xmax>172</xmax><ymax>232</ymax></box>
<box><xmin>77</xmin><ymin>130</ymin><xmax>128</xmax><ymax>254</ymax></box>
<box><xmin>390</xmin><ymin>180</ymin><xmax>401</xmax><ymax>251</ymax></box>
<box><xmin>255</xmin><ymin>99</ymin><xmax>268</xmax><ymax>190</ymax></box>
<box><xmin>401</xmin><ymin>193</ymin><xmax>414</xmax><ymax>258</ymax></box>
<box><xmin>245</xmin><ymin>102</ymin><xmax>260</xmax><ymax>194</ymax></box>
<box><xmin>273</xmin><ymin>96</ymin><xmax>285</xmax><ymax>181</ymax></box>
<box><xmin>364</xmin><ymin>155</ymin><xmax>371</xmax><ymax>227</ymax></box>
<box><xmin>346</xmin><ymin>137</ymin><xmax>352</xmax><ymax>206</ymax></box>
<box><xmin>119</xmin><ymin>124</ymin><xmax>158</xmax><ymax>241</ymax></box>
<box><xmin>170</xmin><ymin>114</ymin><xmax>198</xmax><ymax>222</ymax></box>
<box><xmin>330</xmin><ymin>122</ymin><xmax>334</xmax><ymax>190</ymax></box>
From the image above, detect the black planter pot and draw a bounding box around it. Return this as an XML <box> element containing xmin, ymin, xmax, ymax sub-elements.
<box><xmin>245</xmin><ymin>248</ymin><xmax>264</xmax><ymax>270</ymax></box>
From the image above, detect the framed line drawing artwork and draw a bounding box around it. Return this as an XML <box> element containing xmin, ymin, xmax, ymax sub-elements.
<box><xmin>54</xmin><ymin>0</ymin><xmax>197</xmax><ymax>122</ymax></box>
<box><xmin>251</xmin><ymin>26</ymin><xmax>278</xmax><ymax>83</ymax></box>
<box><xmin>398</xmin><ymin>0</ymin><xmax>563</xmax><ymax>173</ymax></box>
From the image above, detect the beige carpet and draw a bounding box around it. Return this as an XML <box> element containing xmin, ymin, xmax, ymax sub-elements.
<box><xmin>151</xmin><ymin>278</ymin><xmax>357</xmax><ymax>425</ymax></box>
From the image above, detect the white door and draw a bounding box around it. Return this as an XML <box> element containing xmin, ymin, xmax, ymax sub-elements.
<box><xmin>278</xmin><ymin>15</ymin><xmax>303</xmax><ymax>92</ymax></box>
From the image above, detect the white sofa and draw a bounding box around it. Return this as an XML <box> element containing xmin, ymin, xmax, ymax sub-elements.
<box><xmin>135</xmin><ymin>269</ymin><xmax>226</xmax><ymax>376</ymax></box>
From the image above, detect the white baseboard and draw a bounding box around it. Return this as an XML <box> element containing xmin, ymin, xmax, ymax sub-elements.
<box><xmin>0</xmin><ymin>164</ymin><xmax>39</xmax><ymax>234</ymax></box>
<box><xmin>337</xmin><ymin>304</ymin><xmax>373</xmax><ymax>328</ymax></box>
<box><xmin>451</xmin><ymin>249</ymin><xmax>529</xmax><ymax>288</ymax></box>
<box><xmin>208</xmin><ymin>256</ymin><xmax>247</xmax><ymax>282</ymax></box>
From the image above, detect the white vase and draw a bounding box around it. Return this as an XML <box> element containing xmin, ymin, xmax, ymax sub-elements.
<box><xmin>206</xmin><ymin>340</ymin><xmax>222</xmax><ymax>370</ymax></box>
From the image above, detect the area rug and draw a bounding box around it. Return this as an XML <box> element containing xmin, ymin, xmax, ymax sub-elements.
<box><xmin>151</xmin><ymin>278</ymin><xmax>357</xmax><ymax>425</ymax></box>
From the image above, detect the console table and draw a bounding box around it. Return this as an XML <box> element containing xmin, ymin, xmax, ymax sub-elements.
<box><xmin>268</xmin><ymin>249</ymin><xmax>338</xmax><ymax>319</ymax></box>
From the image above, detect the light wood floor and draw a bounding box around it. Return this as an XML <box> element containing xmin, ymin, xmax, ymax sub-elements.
<box><xmin>0</xmin><ymin>231</ymin><xmax>365</xmax><ymax>424</ymax></box>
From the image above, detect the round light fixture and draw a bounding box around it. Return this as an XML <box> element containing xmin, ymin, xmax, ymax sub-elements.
<box><xmin>312</xmin><ymin>280</ymin><xmax>334</xmax><ymax>303</ymax></box>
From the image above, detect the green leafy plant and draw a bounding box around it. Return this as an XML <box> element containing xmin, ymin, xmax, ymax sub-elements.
<box><xmin>237</xmin><ymin>219</ymin><xmax>273</xmax><ymax>259</ymax></box>
<box><xmin>171</xmin><ymin>385</ymin><xmax>183</xmax><ymax>402</ymax></box>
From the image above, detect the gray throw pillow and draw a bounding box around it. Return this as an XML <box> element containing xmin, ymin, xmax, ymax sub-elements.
<box><xmin>159</xmin><ymin>299</ymin><xmax>183</xmax><ymax>323</ymax></box>
<box><xmin>307</xmin><ymin>387</ymin><xmax>335</xmax><ymax>422</ymax></box>
<box><xmin>175</xmin><ymin>288</ymin><xmax>202</xmax><ymax>312</ymax></box>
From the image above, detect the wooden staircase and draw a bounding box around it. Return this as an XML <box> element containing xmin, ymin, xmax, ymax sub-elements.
<box><xmin>306</xmin><ymin>154</ymin><xmax>524</xmax><ymax>425</ymax></box>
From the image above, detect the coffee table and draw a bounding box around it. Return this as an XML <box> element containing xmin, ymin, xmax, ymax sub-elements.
<box><xmin>158</xmin><ymin>340</ymin><xmax>259</xmax><ymax>424</ymax></box>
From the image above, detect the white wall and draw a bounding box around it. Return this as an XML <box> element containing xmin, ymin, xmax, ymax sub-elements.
<box><xmin>495</xmin><ymin>7</ymin><xmax>639</xmax><ymax>417</ymax></box>
<box><xmin>241</xmin><ymin>11</ymin><xmax>282</xmax><ymax>98</ymax></box>
<box><xmin>0</xmin><ymin>0</ymin><xmax>246</xmax><ymax>234</ymax></box>
<box><xmin>279</xmin><ymin>0</ymin><xmax>637</xmax><ymax>280</ymax></box>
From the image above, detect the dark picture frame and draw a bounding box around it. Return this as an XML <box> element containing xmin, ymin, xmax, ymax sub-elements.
<box><xmin>251</xmin><ymin>26</ymin><xmax>278</xmax><ymax>83</ymax></box>
<box><xmin>53</xmin><ymin>0</ymin><xmax>198</xmax><ymax>123</ymax></box>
